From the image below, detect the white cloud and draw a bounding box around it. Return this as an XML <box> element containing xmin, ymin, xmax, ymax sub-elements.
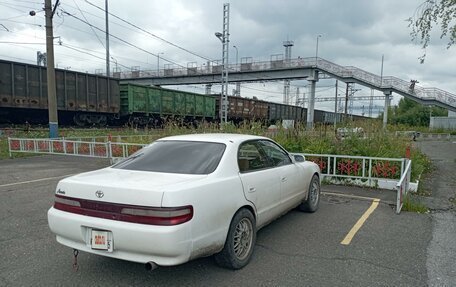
<box><xmin>0</xmin><ymin>0</ymin><xmax>454</xmax><ymax>115</ymax></box>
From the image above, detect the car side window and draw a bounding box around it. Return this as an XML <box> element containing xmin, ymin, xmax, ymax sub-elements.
<box><xmin>258</xmin><ymin>140</ymin><xmax>292</xmax><ymax>167</ymax></box>
<box><xmin>238</xmin><ymin>141</ymin><xmax>270</xmax><ymax>172</ymax></box>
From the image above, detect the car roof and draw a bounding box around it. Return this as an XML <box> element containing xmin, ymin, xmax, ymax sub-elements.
<box><xmin>157</xmin><ymin>133</ymin><xmax>269</xmax><ymax>145</ymax></box>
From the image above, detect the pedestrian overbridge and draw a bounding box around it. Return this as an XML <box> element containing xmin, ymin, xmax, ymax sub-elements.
<box><xmin>118</xmin><ymin>57</ymin><xmax>456</xmax><ymax>124</ymax></box>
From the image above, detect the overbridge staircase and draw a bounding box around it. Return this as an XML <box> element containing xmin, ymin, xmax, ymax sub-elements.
<box><xmin>313</xmin><ymin>58</ymin><xmax>456</xmax><ymax>112</ymax></box>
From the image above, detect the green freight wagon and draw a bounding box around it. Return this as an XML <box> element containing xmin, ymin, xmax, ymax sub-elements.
<box><xmin>119</xmin><ymin>83</ymin><xmax>216</xmax><ymax>124</ymax></box>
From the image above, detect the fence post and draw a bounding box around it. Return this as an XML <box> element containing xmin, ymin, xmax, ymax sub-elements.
<box><xmin>108</xmin><ymin>141</ymin><xmax>112</xmax><ymax>161</ymax></box>
<box><xmin>89</xmin><ymin>142</ymin><xmax>94</xmax><ymax>157</ymax></box>
<box><xmin>400</xmin><ymin>159</ymin><xmax>405</xmax><ymax>178</ymax></box>
<box><xmin>368</xmin><ymin>159</ymin><xmax>372</xmax><ymax>187</ymax></box>
<box><xmin>8</xmin><ymin>137</ymin><xmax>12</xmax><ymax>158</ymax></box>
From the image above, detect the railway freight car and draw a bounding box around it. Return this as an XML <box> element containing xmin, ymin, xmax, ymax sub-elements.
<box><xmin>314</xmin><ymin>109</ymin><xmax>343</xmax><ymax>124</ymax></box>
<box><xmin>119</xmin><ymin>83</ymin><xmax>216</xmax><ymax>125</ymax></box>
<box><xmin>0</xmin><ymin>59</ymin><xmax>120</xmax><ymax>125</ymax></box>
<box><xmin>268</xmin><ymin>102</ymin><xmax>306</xmax><ymax>124</ymax></box>
<box><xmin>215</xmin><ymin>95</ymin><xmax>269</xmax><ymax>123</ymax></box>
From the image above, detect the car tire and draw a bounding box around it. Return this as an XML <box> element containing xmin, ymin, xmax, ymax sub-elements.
<box><xmin>214</xmin><ymin>208</ymin><xmax>256</xmax><ymax>270</ymax></box>
<box><xmin>299</xmin><ymin>174</ymin><xmax>320</xmax><ymax>213</ymax></box>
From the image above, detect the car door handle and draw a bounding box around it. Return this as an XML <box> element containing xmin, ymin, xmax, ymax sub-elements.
<box><xmin>248</xmin><ymin>187</ymin><xmax>256</xmax><ymax>193</ymax></box>
<box><xmin>281</xmin><ymin>177</ymin><xmax>287</xmax><ymax>182</ymax></box>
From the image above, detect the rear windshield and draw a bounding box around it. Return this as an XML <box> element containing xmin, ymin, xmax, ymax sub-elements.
<box><xmin>112</xmin><ymin>141</ymin><xmax>226</xmax><ymax>174</ymax></box>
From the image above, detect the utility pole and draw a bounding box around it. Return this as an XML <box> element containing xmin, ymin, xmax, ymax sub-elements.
<box><xmin>344</xmin><ymin>82</ymin><xmax>349</xmax><ymax>118</ymax></box>
<box><xmin>105</xmin><ymin>0</ymin><xmax>110</xmax><ymax>77</ymax></box>
<box><xmin>215</xmin><ymin>3</ymin><xmax>230</xmax><ymax>125</ymax></box>
<box><xmin>295</xmin><ymin>87</ymin><xmax>300</xmax><ymax>106</ymax></box>
<box><xmin>334</xmin><ymin>80</ymin><xmax>338</xmax><ymax>130</ymax></box>
<box><xmin>233</xmin><ymin>45</ymin><xmax>240</xmax><ymax>97</ymax></box>
<box><xmin>283</xmin><ymin>40</ymin><xmax>293</xmax><ymax>104</ymax></box>
<box><xmin>44</xmin><ymin>0</ymin><xmax>59</xmax><ymax>138</ymax></box>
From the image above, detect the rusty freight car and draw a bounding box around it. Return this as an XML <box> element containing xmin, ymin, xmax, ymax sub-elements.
<box><xmin>0</xmin><ymin>59</ymin><xmax>120</xmax><ymax>125</ymax></box>
<box><xmin>215</xmin><ymin>95</ymin><xmax>269</xmax><ymax>123</ymax></box>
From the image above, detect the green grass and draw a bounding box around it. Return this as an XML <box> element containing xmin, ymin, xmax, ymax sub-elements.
<box><xmin>0</xmin><ymin>120</ymin><xmax>432</xmax><ymax>182</ymax></box>
<box><xmin>401</xmin><ymin>194</ymin><xmax>429</xmax><ymax>213</ymax></box>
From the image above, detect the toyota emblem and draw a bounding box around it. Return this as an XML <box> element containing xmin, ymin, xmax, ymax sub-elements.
<box><xmin>95</xmin><ymin>190</ymin><xmax>104</xmax><ymax>198</ymax></box>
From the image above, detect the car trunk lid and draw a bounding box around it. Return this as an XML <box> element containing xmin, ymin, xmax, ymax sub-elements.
<box><xmin>56</xmin><ymin>167</ymin><xmax>207</xmax><ymax>207</ymax></box>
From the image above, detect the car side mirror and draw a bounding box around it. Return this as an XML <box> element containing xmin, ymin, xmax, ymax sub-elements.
<box><xmin>293</xmin><ymin>154</ymin><xmax>305</xmax><ymax>162</ymax></box>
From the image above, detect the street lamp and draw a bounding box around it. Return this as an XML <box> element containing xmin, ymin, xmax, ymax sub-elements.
<box><xmin>111</xmin><ymin>56</ymin><xmax>118</xmax><ymax>75</ymax></box>
<box><xmin>315</xmin><ymin>34</ymin><xmax>321</xmax><ymax>62</ymax></box>
<box><xmin>157</xmin><ymin>52</ymin><xmax>164</xmax><ymax>76</ymax></box>
<box><xmin>233</xmin><ymin>45</ymin><xmax>238</xmax><ymax>66</ymax></box>
<box><xmin>232</xmin><ymin>45</ymin><xmax>240</xmax><ymax>97</ymax></box>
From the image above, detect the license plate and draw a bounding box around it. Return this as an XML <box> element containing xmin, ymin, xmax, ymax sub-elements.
<box><xmin>91</xmin><ymin>230</ymin><xmax>112</xmax><ymax>251</ymax></box>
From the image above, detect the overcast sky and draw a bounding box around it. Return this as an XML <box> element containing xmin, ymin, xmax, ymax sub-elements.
<box><xmin>1</xmin><ymin>0</ymin><xmax>455</xmax><ymax>116</ymax></box>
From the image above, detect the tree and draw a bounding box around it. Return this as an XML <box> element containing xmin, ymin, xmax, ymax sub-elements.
<box><xmin>389</xmin><ymin>98</ymin><xmax>447</xmax><ymax>126</ymax></box>
<box><xmin>407</xmin><ymin>0</ymin><xmax>456</xmax><ymax>63</ymax></box>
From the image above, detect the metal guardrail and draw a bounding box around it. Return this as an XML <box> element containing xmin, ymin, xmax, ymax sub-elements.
<box><xmin>396</xmin><ymin>159</ymin><xmax>412</xmax><ymax>214</ymax></box>
<box><xmin>316</xmin><ymin>59</ymin><xmax>456</xmax><ymax>109</ymax></box>
<box><xmin>118</xmin><ymin>56</ymin><xmax>456</xmax><ymax>110</ymax></box>
<box><xmin>8</xmin><ymin>138</ymin><xmax>412</xmax><ymax>213</ymax></box>
<box><xmin>300</xmin><ymin>153</ymin><xmax>406</xmax><ymax>183</ymax></box>
<box><xmin>62</xmin><ymin>134</ymin><xmax>158</xmax><ymax>143</ymax></box>
<box><xmin>7</xmin><ymin>138</ymin><xmax>147</xmax><ymax>163</ymax></box>
<box><xmin>395</xmin><ymin>131</ymin><xmax>456</xmax><ymax>140</ymax></box>
<box><xmin>301</xmin><ymin>153</ymin><xmax>413</xmax><ymax>214</ymax></box>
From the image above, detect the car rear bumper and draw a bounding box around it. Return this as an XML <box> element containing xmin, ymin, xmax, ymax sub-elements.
<box><xmin>47</xmin><ymin>207</ymin><xmax>192</xmax><ymax>266</ymax></box>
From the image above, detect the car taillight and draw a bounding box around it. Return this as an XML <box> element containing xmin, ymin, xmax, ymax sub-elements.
<box><xmin>120</xmin><ymin>206</ymin><xmax>193</xmax><ymax>226</ymax></box>
<box><xmin>54</xmin><ymin>196</ymin><xmax>81</xmax><ymax>214</ymax></box>
<box><xmin>53</xmin><ymin>194</ymin><xmax>193</xmax><ymax>226</ymax></box>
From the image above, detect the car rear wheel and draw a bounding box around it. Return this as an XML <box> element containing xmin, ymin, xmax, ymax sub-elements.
<box><xmin>299</xmin><ymin>174</ymin><xmax>320</xmax><ymax>213</ymax></box>
<box><xmin>214</xmin><ymin>208</ymin><xmax>256</xmax><ymax>269</ymax></box>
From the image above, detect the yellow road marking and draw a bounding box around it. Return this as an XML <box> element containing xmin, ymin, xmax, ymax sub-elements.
<box><xmin>340</xmin><ymin>199</ymin><xmax>380</xmax><ymax>245</ymax></box>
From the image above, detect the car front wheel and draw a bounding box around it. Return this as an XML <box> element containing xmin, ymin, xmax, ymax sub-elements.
<box><xmin>299</xmin><ymin>174</ymin><xmax>320</xmax><ymax>213</ymax></box>
<box><xmin>214</xmin><ymin>208</ymin><xmax>256</xmax><ymax>269</ymax></box>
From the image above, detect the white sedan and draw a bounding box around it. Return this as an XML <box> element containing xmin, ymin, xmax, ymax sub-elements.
<box><xmin>48</xmin><ymin>133</ymin><xmax>321</xmax><ymax>270</ymax></box>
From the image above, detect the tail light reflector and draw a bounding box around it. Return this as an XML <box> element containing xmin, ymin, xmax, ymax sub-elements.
<box><xmin>53</xmin><ymin>194</ymin><xmax>193</xmax><ymax>226</ymax></box>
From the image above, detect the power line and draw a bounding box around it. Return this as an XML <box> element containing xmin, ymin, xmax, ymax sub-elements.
<box><xmin>0</xmin><ymin>41</ymin><xmax>45</xmax><ymax>44</ymax></box>
<box><xmin>71</xmin><ymin>0</ymin><xmax>105</xmax><ymax>49</ymax></box>
<box><xmin>0</xmin><ymin>1</ymin><xmax>38</xmax><ymax>11</ymax></box>
<box><xmin>1</xmin><ymin>0</ymin><xmax>42</xmax><ymax>4</ymax></box>
<box><xmin>61</xmin><ymin>9</ymin><xmax>187</xmax><ymax>69</ymax></box>
<box><xmin>83</xmin><ymin>0</ymin><xmax>215</xmax><ymax>64</ymax></box>
<box><xmin>59</xmin><ymin>2</ymin><xmax>144</xmax><ymax>37</ymax></box>
<box><xmin>0</xmin><ymin>18</ymin><xmax>44</xmax><ymax>27</ymax></box>
<box><xmin>59</xmin><ymin>43</ymin><xmax>130</xmax><ymax>70</ymax></box>
<box><xmin>0</xmin><ymin>24</ymin><xmax>154</xmax><ymax>71</ymax></box>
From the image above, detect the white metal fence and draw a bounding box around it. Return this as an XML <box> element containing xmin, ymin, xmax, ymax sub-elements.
<box><xmin>396</xmin><ymin>159</ymin><xmax>412</xmax><ymax>214</ymax></box>
<box><xmin>8</xmin><ymin>137</ymin><xmax>146</xmax><ymax>163</ymax></box>
<box><xmin>300</xmin><ymin>153</ymin><xmax>413</xmax><ymax>214</ymax></box>
<box><xmin>8</xmin><ymin>138</ymin><xmax>413</xmax><ymax>213</ymax></box>
<box><xmin>300</xmin><ymin>153</ymin><xmax>406</xmax><ymax>183</ymax></box>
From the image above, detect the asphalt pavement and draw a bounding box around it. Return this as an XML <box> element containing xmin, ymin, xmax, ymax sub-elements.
<box><xmin>0</xmin><ymin>154</ymin><xmax>438</xmax><ymax>286</ymax></box>
<box><xmin>414</xmin><ymin>140</ymin><xmax>456</xmax><ymax>286</ymax></box>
